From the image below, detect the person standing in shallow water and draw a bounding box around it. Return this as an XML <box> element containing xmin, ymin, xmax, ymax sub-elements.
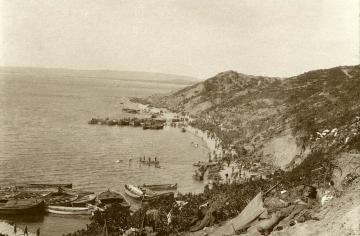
<box><xmin>24</xmin><ymin>226</ymin><xmax>28</xmax><ymax>236</ymax></box>
<box><xmin>36</xmin><ymin>227</ymin><xmax>40</xmax><ymax>236</ymax></box>
<box><xmin>13</xmin><ymin>223</ymin><xmax>17</xmax><ymax>235</ymax></box>
<box><xmin>225</xmin><ymin>173</ymin><xmax>229</xmax><ymax>184</ymax></box>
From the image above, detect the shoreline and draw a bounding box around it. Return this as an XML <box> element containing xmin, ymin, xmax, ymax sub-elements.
<box><xmin>0</xmin><ymin>221</ymin><xmax>36</xmax><ymax>236</ymax></box>
<box><xmin>131</xmin><ymin>99</ymin><xmax>222</xmax><ymax>157</ymax></box>
<box><xmin>65</xmin><ymin>99</ymin><xmax>360</xmax><ymax>236</ymax></box>
<box><xmin>92</xmin><ymin>98</ymin><xmax>261</xmax><ymax>186</ymax></box>
<box><xmin>131</xmin><ymin>100</ymin><xmax>252</xmax><ymax>185</ymax></box>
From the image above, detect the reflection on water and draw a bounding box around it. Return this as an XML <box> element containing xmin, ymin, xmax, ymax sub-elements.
<box><xmin>0</xmin><ymin>74</ymin><xmax>205</xmax><ymax>235</ymax></box>
<box><xmin>1</xmin><ymin>214</ymin><xmax>45</xmax><ymax>223</ymax></box>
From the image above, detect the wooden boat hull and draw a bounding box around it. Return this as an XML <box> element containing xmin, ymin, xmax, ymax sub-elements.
<box><xmin>142</xmin><ymin>124</ymin><xmax>164</xmax><ymax>130</ymax></box>
<box><xmin>124</xmin><ymin>188</ymin><xmax>141</xmax><ymax>199</ymax></box>
<box><xmin>98</xmin><ymin>190</ymin><xmax>129</xmax><ymax>207</ymax></box>
<box><xmin>72</xmin><ymin>194</ymin><xmax>96</xmax><ymax>207</ymax></box>
<box><xmin>19</xmin><ymin>183</ymin><xmax>72</xmax><ymax>189</ymax></box>
<box><xmin>143</xmin><ymin>192</ymin><xmax>175</xmax><ymax>203</ymax></box>
<box><xmin>0</xmin><ymin>199</ymin><xmax>45</xmax><ymax>215</ymax></box>
<box><xmin>141</xmin><ymin>183</ymin><xmax>177</xmax><ymax>191</ymax></box>
<box><xmin>124</xmin><ymin>184</ymin><xmax>146</xmax><ymax>199</ymax></box>
<box><xmin>47</xmin><ymin>205</ymin><xmax>92</xmax><ymax>215</ymax></box>
<box><xmin>124</xmin><ymin>185</ymin><xmax>173</xmax><ymax>201</ymax></box>
<box><xmin>44</xmin><ymin>192</ymin><xmax>78</xmax><ymax>206</ymax></box>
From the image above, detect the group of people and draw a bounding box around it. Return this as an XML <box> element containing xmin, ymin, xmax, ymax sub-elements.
<box><xmin>139</xmin><ymin>156</ymin><xmax>160</xmax><ymax>167</ymax></box>
<box><xmin>140</xmin><ymin>156</ymin><xmax>159</xmax><ymax>163</ymax></box>
<box><xmin>13</xmin><ymin>224</ymin><xmax>40</xmax><ymax>236</ymax></box>
<box><xmin>224</xmin><ymin>166</ymin><xmax>242</xmax><ymax>184</ymax></box>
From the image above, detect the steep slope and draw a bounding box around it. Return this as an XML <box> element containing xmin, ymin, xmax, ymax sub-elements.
<box><xmin>143</xmin><ymin>65</ymin><xmax>360</xmax><ymax>168</ymax></box>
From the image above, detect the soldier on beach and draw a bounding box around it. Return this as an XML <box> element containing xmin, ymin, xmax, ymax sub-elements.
<box><xmin>24</xmin><ymin>226</ymin><xmax>28</xmax><ymax>236</ymax></box>
<box><xmin>36</xmin><ymin>227</ymin><xmax>40</xmax><ymax>236</ymax></box>
<box><xmin>13</xmin><ymin>223</ymin><xmax>17</xmax><ymax>235</ymax></box>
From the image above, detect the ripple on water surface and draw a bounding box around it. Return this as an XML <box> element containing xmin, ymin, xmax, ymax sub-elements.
<box><xmin>0</xmin><ymin>75</ymin><xmax>206</xmax><ymax>235</ymax></box>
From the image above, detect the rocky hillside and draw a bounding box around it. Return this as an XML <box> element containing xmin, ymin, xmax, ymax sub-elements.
<box><xmin>142</xmin><ymin>65</ymin><xmax>360</xmax><ymax>169</ymax></box>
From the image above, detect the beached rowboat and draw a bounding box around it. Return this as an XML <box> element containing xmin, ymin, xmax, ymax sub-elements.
<box><xmin>141</xmin><ymin>183</ymin><xmax>177</xmax><ymax>191</ymax></box>
<box><xmin>43</xmin><ymin>192</ymin><xmax>78</xmax><ymax>206</ymax></box>
<box><xmin>143</xmin><ymin>192</ymin><xmax>175</xmax><ymax>203</ymax></box>
<box><xmin>125</xmin><ymin>185</ymin><xmax>173</xmax><ymax>202</ymax></box>
<box><xmin>98</xmin><ymin>189</ymin><xmax>130</xmax><ymax>208</ymax></box>
<box><xmin>98</xmin><ymin>190</ymin><xmax>126</xmax><ymax>204</ymax></box>
<box><xmin>72</xmin><ymin>194</ymin><xmax>96</xmax><ymax>207</ymax></box>
<box><xmin>124</xmin><ymin>184</ymin><xmax>147</xmax><ymax>199</ymax></box>
<box><xmin>47</xmin><ymin>205</ymin><xmax>93</xmax><ymax>215</ymax></box>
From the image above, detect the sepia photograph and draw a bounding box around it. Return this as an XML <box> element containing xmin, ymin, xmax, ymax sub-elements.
<box><xmin>0</xmin><ymin>0</ymin><xmax>359</xmax><ymax>235</ymax></box>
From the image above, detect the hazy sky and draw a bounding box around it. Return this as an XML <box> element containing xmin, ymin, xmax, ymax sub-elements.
<box><xmin>0</xmin><ymin>0</ymin><xmax>359</xmax><ymax>78</ymax></box>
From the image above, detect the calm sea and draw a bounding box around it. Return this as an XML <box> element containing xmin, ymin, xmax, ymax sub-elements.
<box><xmin>0</xmin><ymin>73</ymin><xmax>208</xmax><ymax>235</ymax></box>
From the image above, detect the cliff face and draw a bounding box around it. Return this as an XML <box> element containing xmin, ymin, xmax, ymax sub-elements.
<box><xmin>146</xmin><ymin>65</ymin><xmax>360</xmax><ymax>169</ymax></box>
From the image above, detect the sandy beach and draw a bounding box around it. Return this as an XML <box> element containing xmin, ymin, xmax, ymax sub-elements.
<box><xmin>185</xmin><ymin>126</ymin><xmax>223</xmax><ymax>159</ymax></box>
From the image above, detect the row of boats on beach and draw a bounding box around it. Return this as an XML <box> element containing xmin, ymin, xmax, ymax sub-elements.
<box><xmin>0</xmin><ymin>183</ymin><xmax>177</xmax><ymax>216</ymax></box>
<box><xmin>88</xmin><ymin>117</ymin><xmax>165</xmax><ymax>130</ymax></box>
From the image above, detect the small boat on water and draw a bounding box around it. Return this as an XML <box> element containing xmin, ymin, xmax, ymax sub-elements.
<box><xmin>18</xmin><ymin>183</ymin><xmax>72</xmax><ymax>189</ymax></box>
<box><xmin>47</xmin><ymin>205</ymin><xmax>95</xmax><ymax>215</ymax></box>
<box><xmin>142</xmin><ymin>123</ymin><xmax>164</xmax><ymax>130</ymax></box>
<box><xmin>141</xmin><ymin>183</ymin><xmax>177</xmax><ymax>191</ymax></box>
<box><xmin>58</xmin><ymin>187</ymin><xmax>93</xmax><ymax>195</ymax></box>
<box><xmin>12</xmin><ymin>183</ymin><xmax>73</xmax><ymax>194</ymax></box>
<box><xmin>124</xmin><ymin>184</ymin><xmax>147</xmax><ymax>199</ymax></box>
<box><xmin>0</xmin><ymin>198</ymin><xmax>45</xmax><ymax>215</ymax></box>
<box><xmin>97</xmin><ymin>190</ymin><xmax>130</xmax><ymax>208</ymax></box>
